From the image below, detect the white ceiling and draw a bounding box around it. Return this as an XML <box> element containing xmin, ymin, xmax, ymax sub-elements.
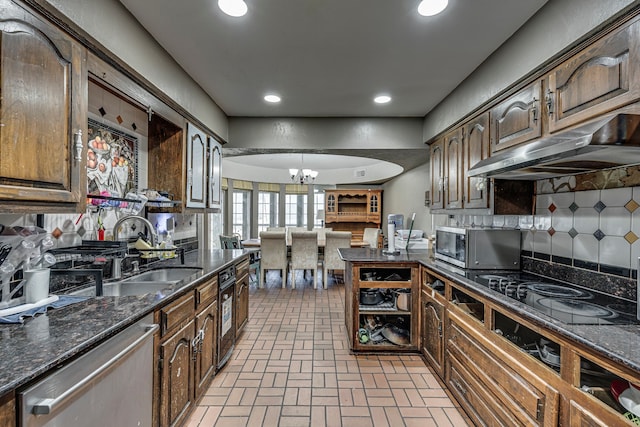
<box><xmin>119</xmin><ymin>0</ymin><xmax>549</xmax><ymax>118</ymax></box>
<box><xmin>223</xmin><ymin>153</ymin><xmax>404</xmax><ymax>184</ymax></box>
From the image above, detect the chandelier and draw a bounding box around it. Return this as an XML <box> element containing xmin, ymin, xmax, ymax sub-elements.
<box><xmin>289</xmin><ymin>154</ymin><xmax>318</xmax><ymax>184</ymax></box>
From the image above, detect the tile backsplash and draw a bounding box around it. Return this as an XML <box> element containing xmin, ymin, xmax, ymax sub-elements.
<box><xmin>449</xmin><ymin>177</ymin><xmax>640</xmax><ymax>282</ymax></box>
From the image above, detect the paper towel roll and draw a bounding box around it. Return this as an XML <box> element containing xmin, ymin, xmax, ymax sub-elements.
<box><xmin>387</xmin><ymin>222</ymin><xmax>395</xmax><ymax>253</ymax></box>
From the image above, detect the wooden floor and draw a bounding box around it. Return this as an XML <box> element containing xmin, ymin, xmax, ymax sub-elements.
<box><xmin>186</xmin><ymin>271</ymin><xmax>471</xmax><ymax>427</ymax></box>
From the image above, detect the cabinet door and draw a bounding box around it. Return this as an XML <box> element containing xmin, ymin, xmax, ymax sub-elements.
<box><xmin>159</xmin><ymin>320</ymin><xmax>195</xmax><ymax>427</ymax></box>
<box><xmin>325</xmin><ymin>193</ymin><xmax>337</xmax><ymax>222</ymax></box>
<box><xmin>0</xmin><ymin>392</ymin><xmax>15</xmax><ymax>427</ymax></box>
<box><xmin>444</xmin><ymin>128</ymin><xmax>464</xmax><ymax>209</ymax></box>
<box><xmin>186</xmin><ymin>123</ymin><xmax>207</xmax><ymax>208</ymax></box>
<box><xmin>429</xmin><ymin>138</ymin><xmax>445</xmax><ymax>210</ymax></box>
<box><xmin>367</xmin><ymin>191</ymin><xmax>381</xmax><ymax>223</ymax></box>
<box><xmin>547</xmin><ymin>19</ymin><xmax>640</xmax><ymax>133</ymax></box>
<box><xmin>421</xmin><ymin>289</ymin><xmax>444</xmax><ymax>378</ymax></box>
<box><xmin>208</xmin><ymin>138</ymin><xmax>222</xmax><ymax>210</ymax></box>
<box><xmin>195</xmin><ymin>300</ymin><xmax>217</xmax><ymax>400</ymax></box>
<box><xmin>236</xmin><ymin>272</ymin><xmax>249</xmax><ymax>336</ymax></box>
<box><xmin>491</xmin><ymin>80</ymin><xmax>543</xmax><ymax>152</ymax></box>
<box><xmin>0</xmin><ymin>0</ymin><xmax>87</xmax><ymax>212</ymax></box>
<box><xmin>463</xmin><ymin>112</ymin><xmax>490</xmax><ymax>209</ymax></box>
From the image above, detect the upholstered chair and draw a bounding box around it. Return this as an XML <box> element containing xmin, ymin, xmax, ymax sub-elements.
<box><xmin>289</xmin><ymin>230</ymin><xmax>319</xmax><ymax>289</ymax></box>
<box><xmin>259</xmin><ymin>231</ymin><xmax>288</xmax><ymax>288</ymax></box>
<box><xmin>267</xmin><ymin>226</ymin><xmax>285</xmax><ymax>232</ymax></box>
<box><xmin>323</xmin><ymin>231</ymin><xmax>351</xmax><ymax>288</ymax></box>
<box><xmin>314</xmin><ymin>227</ymin><xmax>333</xmax><ymax>247</ymax></box>
<box><xmin>362</xmin><ymin>228</ymin><xmax>381</xmax><ymax>248</ymax></box>
<box><xmin>286</xmin><ymin>226</ymin><xmax>306</xmax><ymax>245</ymax></box>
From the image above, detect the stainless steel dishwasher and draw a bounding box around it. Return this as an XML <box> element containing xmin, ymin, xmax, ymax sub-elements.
<box><xmin>19</xmin><ymin>313</ymin><xmax>158</xmax><ymax>427</ymax></box>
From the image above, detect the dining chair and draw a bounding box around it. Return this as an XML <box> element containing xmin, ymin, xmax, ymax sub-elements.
<box><xmin>323</xmin><ymin>231</ymin><xmax>351</xmax><ymax>288</ymax></box>
<box><xmin>289</xmin><ymin>230</ymin><xmax>319</xmax><ymax>289</ymax></box>
<box><xmin>362</xmin><ymin>228</ymin><xmax>381</xmax><ymax>248</ymax></box>
<box><xmin>314</xmin><ymin>227</ymin><xmax>333</xmax><ymax>245</ymax></box>
<box><xmin>286</xmin><ymin>226</ymin><xmax>306</xmax><ymax>245</ymax></box>
<box><xmin>220</xmin><ymin>234</ymin><xmax>262</xmax><ymax>286</ymax></box>
<box><xmin>258</xmin><ymin>230</ymin><xmax>288</xmax><ymax>287</ymax></box>
<box><xmin>219</xmin><ymin>234</ymin><xmax>242</xmax><ymax>249</ymax></box>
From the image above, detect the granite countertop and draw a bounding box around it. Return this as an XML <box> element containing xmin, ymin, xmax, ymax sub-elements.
<box><xmin>339</xmin><ymin>247</ymin><xmax>640</xmax><ymax>375</ymax></box>
<box><xmin>0</xmin><ymin>248</ymin><xmax>249</xmax><ymax>397</ymax></box>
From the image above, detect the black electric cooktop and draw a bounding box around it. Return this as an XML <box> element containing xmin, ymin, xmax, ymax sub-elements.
<box><xmin>464</xmin><ymin>271</ymin><xmax>638</xmax><ymax>326</ymax></box>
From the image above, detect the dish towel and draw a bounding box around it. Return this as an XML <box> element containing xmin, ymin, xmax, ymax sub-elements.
<box><xmin>0</xmin><ymin>295</ymin><xmax>89</xmax><ymax>324</ymax></box>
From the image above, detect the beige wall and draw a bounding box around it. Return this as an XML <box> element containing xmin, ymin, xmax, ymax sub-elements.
<box><xmin>381</xmin><ymin>162</ymin><xmax>444</xmax><ymax>237</ymax></box>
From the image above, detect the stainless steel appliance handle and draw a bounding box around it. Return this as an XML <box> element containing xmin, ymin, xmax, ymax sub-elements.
<box><xmin>31</xmin><ymin>323</ymin><xmax>159</xmax><ymax>415</ymax></box>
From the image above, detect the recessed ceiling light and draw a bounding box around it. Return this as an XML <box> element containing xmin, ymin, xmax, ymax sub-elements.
<box><xmin>218</xmin><ymin>0</ymin><xmax>247</xmax><ymax>17</ymax></box>
<box><xmin>374</xmin><ymin>95</ymin><xmax>392</xmax><ymax>104</ymax></box>
<box><xmin>418</xmin><ymin>0</ymin><xmax>448</xmax><ymax>16</ymax></box>
<box><xmin>264</xmin><ymin>94</ymin><xmax>281</xmax><ymax>103</ymax></box>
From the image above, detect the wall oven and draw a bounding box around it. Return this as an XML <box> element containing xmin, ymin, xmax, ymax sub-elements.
<box><xmin>218</xmin><ymin>265</ymin><xmax>236</xmax><ymax>369</ymax></box>
<box><xmin>435</xmin><ymin>226</ymin><xmax>521</xmax><ymax>270</ymax></box>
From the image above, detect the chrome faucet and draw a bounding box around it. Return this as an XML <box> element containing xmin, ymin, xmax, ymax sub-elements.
<box><xmin>112</xmin><ymin>215</ymin><xmax>158</xmax><ymax>248</ymax></box>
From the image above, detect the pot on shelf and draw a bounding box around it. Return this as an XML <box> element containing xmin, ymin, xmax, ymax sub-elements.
<box><xmin>360</xmin><ymin>288</ymin><xmax>385</xmax><ymax>305</ymax></box>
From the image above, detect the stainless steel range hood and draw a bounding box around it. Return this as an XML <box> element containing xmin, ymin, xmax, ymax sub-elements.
<box><xmin>467</xmin><ymin>114</ymin><xmax>640</xmax><ymax>180</ymax></box>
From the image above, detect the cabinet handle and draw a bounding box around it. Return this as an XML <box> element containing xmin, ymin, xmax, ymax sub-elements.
<box><xmin>545</xmin><ymin>88</ymin><xmax>554</xmax><ymax>116</ymax></box>
<box><xmin>438</xmin><ymin>322</ymin><xmax>443</xmax><ymax>338</ymax></box>
<box><xmin>531</xmin><ymin>97</ymin><xmax>539</xmax><ymax>123</ymax></box>
<box><xmin>451</xmin><ymin>378</ymin><xmax>467</xmax><ymax>395</ymax></box>
<box><xmin>187</xmin><ymin>168</ymin><xmax>193</xmax><ymax>186</ymax></box>
<box><xmin>74</xmin><ymin>130</ymin><xmax>83</xmax><ymax>162</ymax></box>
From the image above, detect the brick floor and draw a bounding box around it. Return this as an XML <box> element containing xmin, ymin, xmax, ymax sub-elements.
<box><xmin>186</xmin><ymin>272</ymin><xmax>470</xmax><ymax>427</ymax></box>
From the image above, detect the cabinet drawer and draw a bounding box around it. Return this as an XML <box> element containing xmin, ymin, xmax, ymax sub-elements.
<box><xmin>448</xmin><ymin>316</ymin><xmax>557</xmax><ymax>426</ymax></box>
<box><xmin>236</xmin><ymin>258</ymin><xmax>250</xmax><ymax>275</ymax></box>
<box><xmin>448</xmin><ymin>354</ymin><xmax>520</xmax><ymax>426</ymax></box>
<box><xmin>196</xmin><ymin>277</ymin><xmax>218</xmax><ymax>308</ymax></box>
<box><xmin>159</xmin><ymin>292</ymin><xmax>195</xmax><ymax>336</ymax></box>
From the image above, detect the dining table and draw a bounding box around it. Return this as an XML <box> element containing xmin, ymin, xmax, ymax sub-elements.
<box><xmin>241</xmin><ymin>237</ymin><xmax>369</xmax><ymax>248</ymax></box>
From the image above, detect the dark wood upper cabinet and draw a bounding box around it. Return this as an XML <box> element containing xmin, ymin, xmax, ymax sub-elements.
<box><xmin>208</xmin><ymin>139</ymin><xmax>222</xmax><ymax>210</ymax></box>
<box><xmin>429</xmin><ymin>138</ymin><xmax>445</xmax><ymax>210</ymax></box>
<box><xmin>0</xmin><ymin>0</ymin><xmax>87</xmax><ymax>213</ymax></box>
<box><xmin>148</xmin><ymin>114</ymin><xmax>184</xmax><ymax>213</ymax></box>
<box><xmin>490</xmin><ymin>80</ymin><xmax>543</xmax><ymax>153</ymax></box>
<box><xmin>186</xmin><ymin>123</ymin><xmax>207</xmax><ymax>209</ymax></box>
<box><xmin>444</xmin><ymin>128</ymin><xmax>464</xmax><ymax>209</ymax></box>
<box><xmin>463</xmin><ymin>112</ymin><xmax>491</xmax><ymax>209</ymax></box>
<box><xmin>547</xmin><ymin>18</ymin><xmax>640</xmax><ymax>133</ymax></box>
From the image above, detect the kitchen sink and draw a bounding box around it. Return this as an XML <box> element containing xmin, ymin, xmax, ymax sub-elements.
<box><xmin>70</xmin><ymin>267</ymin><xmax>202</xmax><ymax>297</ymax></box>
<box><xmin>121</xmin><ymin>267</ymin><xmax>202</xmax><ymax>283</ymax></box>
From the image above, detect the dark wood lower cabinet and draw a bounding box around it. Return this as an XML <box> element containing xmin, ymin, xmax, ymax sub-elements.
<box><xmin>421</xmin><ymin>287</ymin><xmax>445</xmax><ymax>378</ymax></box>
<box><xmin>0</xmin><ymin>392</ymin><xmax>15</xmax><ymax>427</ymax></box>
<box><xmin>159</xmin><ymin>320</ymin><xmax>195</xmax><ymax>427</ymax></box>
<box><xmin>447</xmin><ymin>311</ymin><xmax>560</xmax><ymax>426</ymax></box>
<box><xmin>195</xmin><ymin>300</ymin><xmax>218</xmax><ymax>400</ymax></box>
<box><xmin>448</xmin><ymin>354</ymin><xmax>520</xmax><ymax>426</ymax></box>
<box><xmin>156</xmin><ymin>275</ymin><xmax>221</xmax><ymax>427</ymax></box>
<box><xmin>235</xmin><ymin>260</ymin><xmax>249</xmax><ymax>337</ymax></box>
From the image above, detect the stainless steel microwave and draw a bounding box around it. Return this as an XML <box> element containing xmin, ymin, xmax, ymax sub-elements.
<box><xmin>435</xmin><ymin>226</ymin><xmax>521</xmax><ymax>270</ymax></box>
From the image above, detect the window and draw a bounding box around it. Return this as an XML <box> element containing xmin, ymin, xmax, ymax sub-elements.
<box><xmin>285</xmin><ymin>193</ymin><xmax>307</xmax><ymax>227</ymax></box>
<box><xmin>258</xmin><ymin>191</ymin><xmax>279</xmax><ymax>233</ymax></box>
<box><xmin>232</xmin><ymin>190</ymin><xmax>250</xmax><ymax>239</ymax></box>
